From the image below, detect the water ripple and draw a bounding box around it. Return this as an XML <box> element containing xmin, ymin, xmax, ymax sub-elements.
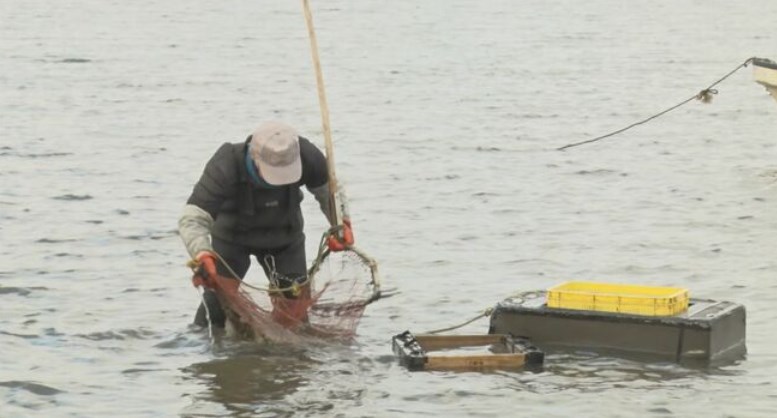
<box><xmin>0</xmin><ymin>381</ymin><xmax>64</xmax><ymax>396</ymax></box>
<box><xmin>59</xmin><ymin>58</ymin><xmax>91</xmax><ymax>63</ymax></box>
<box><xmin>76</xmin><ymin>328</ymin><xmax>157</xmax><ymax>341</ymax></box>
<box><xmin>51</xmin><ymin>194</ymin><xmax>93</xmax><ymax>201</ymax></box>
<box><xmin>0</xmin><ymin>286</ymin><xmax>47</xmax><ymax>296</ymax></box>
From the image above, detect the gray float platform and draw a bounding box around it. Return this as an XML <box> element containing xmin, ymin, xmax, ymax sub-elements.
<box><xmin>488</xmin><ymin>291</ymin><xmax>746</xmax><ymax>366</ymax></box>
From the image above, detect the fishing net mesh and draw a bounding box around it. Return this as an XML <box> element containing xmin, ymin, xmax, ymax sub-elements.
<box><xmin>192</xmin><ymin>237</ymin><xmax>380</xmax><ymax>345</ymax></box>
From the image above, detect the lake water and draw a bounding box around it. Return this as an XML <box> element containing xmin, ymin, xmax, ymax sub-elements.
<box><xmin>1</xmin><ymin>0</ymin><xmax>776</xmax><ymax>417</ymax></box>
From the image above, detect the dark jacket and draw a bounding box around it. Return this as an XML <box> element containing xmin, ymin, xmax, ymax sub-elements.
<box><xmin>186</xmin><ymin>136</ymin><xmax>328</xmax><ymax>249</ymax></box>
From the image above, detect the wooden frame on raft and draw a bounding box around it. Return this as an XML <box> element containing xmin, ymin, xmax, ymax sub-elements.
<box><xmin>392</xmin><ymin>331</ymin><xmax>544</xmax><ymax>372</ymax></box>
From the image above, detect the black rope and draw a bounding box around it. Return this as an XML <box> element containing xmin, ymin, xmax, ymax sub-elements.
<box><xmin>557</xmin><ymin>57</ymin><xmax>756</xmax><ymax>151</ymax></box>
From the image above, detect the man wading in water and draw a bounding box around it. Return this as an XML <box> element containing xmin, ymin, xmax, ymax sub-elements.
<box><xmin>178</xmin><ymin>121</ymin><xmax>354</xmax><ymax>328</ymax></box>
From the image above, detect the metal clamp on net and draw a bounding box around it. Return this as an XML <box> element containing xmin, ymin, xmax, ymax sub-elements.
<box><xmin>264</xmin><ymin>255</ymin><xmax>309</xmax><ymax>299</ymax></box>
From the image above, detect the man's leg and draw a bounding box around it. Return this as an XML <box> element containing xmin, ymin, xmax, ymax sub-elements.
<box><xmin>258</xmin><ymin>234</ymin><xmax>309</xmax><ymax>327</ymax></box>
<box><xmin>193</xmin><ymin>237</ymin><xmax>251</xmax><ymax>328</ymax></box>
<box><xmin>258</xmin><ymin>234</ymin><xmax>308</xmax><ymax>290</ymax></box>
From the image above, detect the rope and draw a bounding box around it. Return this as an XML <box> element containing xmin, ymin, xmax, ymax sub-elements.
<box><xmin>195</xmin><ymin>286</ymin><xmax>216</xmax><ymax>342</ymax></box>
<box><xmin>187</xmin><ymin>225</ymin><xmax>379</xmax><ymax>302</ymax></box>
<box><xmin>557</xmin><ymin>57</ymin><xmax>756</xmax><ymax>151</ymax></box>
<box><xmin>423</xmin><ymin>307</ymin><xmax>494</xmax><ymax>335</ymax></box>
<box><xmin>187</xmin><ymin>224</ymin><xmax>379</xmax><ymax>303</ymax></box>
<box><xmin>420</xmin><ymin>290</ymin><xmax>544</xmax><ymax>335</ymax></box>
<box><xmin>187</xmin><ymin>252</ymin><xmax>312</xmax><ymax>296</ymax></box>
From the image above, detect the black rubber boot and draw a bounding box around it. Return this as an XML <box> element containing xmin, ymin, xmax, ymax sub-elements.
<box><xmin>193</xmin><ymin>289</ymin><xmax>226</xmax><ymax>328</ymax></box>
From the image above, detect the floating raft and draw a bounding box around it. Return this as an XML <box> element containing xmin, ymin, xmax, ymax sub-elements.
<box><xmin>392</xmin><ymin>331</ymin><xmax>544</xmax><ymax>372</ymax></box>
<box><xmin>753</xmin><ymin>57</ymin><xmax>777</xmax><ymax>103</ymax></box>
<box><xmin>489</xmin><ymin>290</ymin><xmax>746</xmax><ymax>366</ymax></box>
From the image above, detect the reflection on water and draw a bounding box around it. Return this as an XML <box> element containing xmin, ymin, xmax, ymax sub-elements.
<box><xmin>181</xmin><ymin>339</ymin><xmax>315</xmax><ymax>416</ymax></box>
<box><xmin>178</xmin><ymin>334</ymin><xmax>379</xmax><ymax>417</ymax></box>
<box><xmin>502</xmin><ymin>350</ymin><xmax>749</xmax><ymax>401</ymax></box>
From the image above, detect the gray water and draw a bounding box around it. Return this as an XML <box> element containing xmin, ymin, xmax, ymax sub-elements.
<box><xmin>2</xmin><ymin>0</ymin><xmax>777</xmax><ymax>417</ymax></box>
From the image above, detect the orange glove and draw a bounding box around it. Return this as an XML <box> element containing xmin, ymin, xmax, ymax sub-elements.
<box><xmin>195</xmin><ymin>251</ymin><xmax>218</xmax><ymax>279</ymax></box>
<box><xmin>327</xmin><ymin>219</ymin><xmax>354</xmax><ymax>252</ymax></box>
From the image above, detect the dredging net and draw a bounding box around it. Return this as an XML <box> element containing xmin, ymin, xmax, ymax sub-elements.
<box><xmin>191</xmin><ymin>232</ymin><xmax>380</xmax><ymax>345</ymax></box>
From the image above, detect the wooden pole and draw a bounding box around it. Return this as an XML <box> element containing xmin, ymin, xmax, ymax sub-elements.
<box><xmin>302</xmin><ymin>0</ymin><xmax>341</xmax><ymax>226</ymax></box>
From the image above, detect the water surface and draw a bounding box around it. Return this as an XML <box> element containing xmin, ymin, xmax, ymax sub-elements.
<box><xmin>1</xmin><ymin>0</ymin><xmax>776</xmax><ymax>417</ymax></box>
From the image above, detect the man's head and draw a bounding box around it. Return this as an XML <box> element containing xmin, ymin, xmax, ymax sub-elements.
<box><xmin>249</xmin><ymin>121</ymin><xmax>302</xmax><ymax>186</ymax></box>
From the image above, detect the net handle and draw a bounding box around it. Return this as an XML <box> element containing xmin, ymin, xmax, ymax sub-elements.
<box><xmin>301</xmin><ymin>1</ymin><xmax>381</xmax><ymax>306</ymax></box>
<box><xmin>302</xmin><ymin>0</ymin><xmax>342</xmax><ymax>227</ymax></box>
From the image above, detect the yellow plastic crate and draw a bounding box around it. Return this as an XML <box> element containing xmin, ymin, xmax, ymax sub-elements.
<box><xmin>546</xmin><ymin>281</ymin><xmax>689</xmax><ymax>316</ymax></box>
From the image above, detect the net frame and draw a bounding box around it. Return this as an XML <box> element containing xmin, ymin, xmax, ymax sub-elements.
<box><xmin>190</xmin><ymin>227</ymin><xmax>381</xmax><ymax>344</ymax></box>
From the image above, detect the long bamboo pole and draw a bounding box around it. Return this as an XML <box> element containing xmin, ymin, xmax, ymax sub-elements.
<box><xmin>300</xmin><ymin>1</ymin><xmax>382</xmax><ymax>297</ymax></box>
<box><xmin>301</xmin><ymin>0</ymin><xmax>341</xmax><ymax>226</ymax></box>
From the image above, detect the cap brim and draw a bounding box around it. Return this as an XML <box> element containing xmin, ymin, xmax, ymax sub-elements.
<box><xmin>256</xmin><ymin>159</ymin><xmax>302</xmax><ymax>186</ymax></box>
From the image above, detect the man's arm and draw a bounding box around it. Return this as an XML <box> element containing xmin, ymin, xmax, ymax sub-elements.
<box><xmin>308</xmin><ymin>183</ymin><xmax>333</xmax><ymax>224</ymax></box>
<box><xmin>300</xmin><ymin>137</ymin><xmax>355</xmax><ymax>250</ymax></box>
<box><xmin>300</xmin><ymin>137</ymin><xmax>337</xmax><ymax>224</ymax></box>
<box><xmin>179</xmin><ymin>204</ymin><xmax>215</xmax><ymax>258</ymax></box>
<box><xmin>178</xmin><ymin>143</ymin><xmax>237</xmax><ymax>258</ymax></box>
